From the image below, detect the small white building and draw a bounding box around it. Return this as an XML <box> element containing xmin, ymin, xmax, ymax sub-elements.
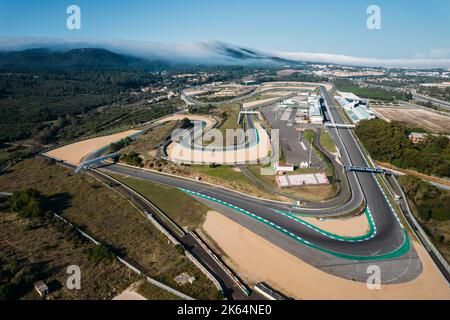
<box><xmin>274</xmin><ymin>162</ymin><xmax>294</xmax><ymax>173</ymax></box>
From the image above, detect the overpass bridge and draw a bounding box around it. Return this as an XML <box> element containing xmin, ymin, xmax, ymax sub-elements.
<box><xmin>325</xmin><ymin>123</ymin><xmax>356</xmax><ymax>129</ymax></box>
<box><xmin>344</xmin><ymin>165</ymin><xmax>385</xmax><ymax>174</ymax></box>
<box><xmin>75</xmin><ymin>152</ymin><xmax>121</xmax><ymax>173</ymax></box>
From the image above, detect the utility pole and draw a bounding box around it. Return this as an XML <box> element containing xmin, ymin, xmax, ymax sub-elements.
<box><xmin>298</xmin><ymin>122</ymin><xmax>302</xmax><ymax>140</ymax></box>
<box><xmin>308</xmin><ymin>140</ymin><xmax>313</xmax><ymax>167</ymax></box>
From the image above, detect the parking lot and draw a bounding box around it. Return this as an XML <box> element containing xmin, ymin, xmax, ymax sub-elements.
<box><xmin>261</xmin><ymin>103</ymin><xmax>326</xmax><ymax>169</ymax></box>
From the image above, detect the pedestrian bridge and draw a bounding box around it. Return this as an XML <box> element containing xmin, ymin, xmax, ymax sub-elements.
<box><xmin>344</xmin><ymin>165</ymin><xmax>385</xmax><ymax>174</ymax></box>
<box><xmin>75</xmin><ymin>152</ymin><xmax>121</xmax><ymax>173</ymax></box>
<box><xmin>325</xmin><ymin>123</ymin><xmax>356</xmax><ymax>129</ymax></box>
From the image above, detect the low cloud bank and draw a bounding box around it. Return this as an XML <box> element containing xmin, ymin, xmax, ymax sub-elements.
<box><xmin>1</xmin><ymin>37</ymin><xmax>449</xmax><ymax>69</ymax></box>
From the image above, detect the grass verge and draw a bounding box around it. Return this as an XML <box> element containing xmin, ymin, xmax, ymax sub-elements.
<box><xmin>109</xmin><ymin>173</ymin><xmax>209</xmax><ymax>231</ymax></box>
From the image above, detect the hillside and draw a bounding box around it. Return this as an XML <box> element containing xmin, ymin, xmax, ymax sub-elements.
<box><xmin>0</xmin><ymin>48</ymin><xmax>169</xmax><ymax>70</ymax></box>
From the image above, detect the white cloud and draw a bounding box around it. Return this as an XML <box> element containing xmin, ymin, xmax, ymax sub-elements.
<box><xmin>275</xmin><ymin>51</ymin><xmax>450</xmax><ymax>69</ymax></box>
<box><xmin>414</xmin><ymin>48</ymin><xmax>450</xmax><ymax>60</ymax></box>
<box><xmin>1</xmin><ymin>37</ymin><xmax>450</xmax><ymax>69</ymax></box>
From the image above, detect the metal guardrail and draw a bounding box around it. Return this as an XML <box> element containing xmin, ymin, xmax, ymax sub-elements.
<box><xmin>184</xmin><ymin>251</ymin><xmax>224</xmax><ymax>295</ymax></box>
<box><xmin>254</xmin><ymin>282</ymin><xmax>289</xmax><ymax>300</ymax></box>
<box><xmin>75</xmin><ymin>152</ymin><xmax>121</xmax><ymax>173</ymax></box>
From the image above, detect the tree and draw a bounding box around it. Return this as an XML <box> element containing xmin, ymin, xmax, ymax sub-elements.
<box><xmin>10</xmin><ymin>189</ymin><xmax>46</xmax><ymax>219</ymax></box>
<box><xmin>180</xmin><ymin>117</ymin><xmax>192</xmax><ymax>129</ymax></box>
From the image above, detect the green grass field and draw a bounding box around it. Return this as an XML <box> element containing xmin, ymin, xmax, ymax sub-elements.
<box><xmin>319</xmin><ymin>129</ymin><xmax>337</xmax><ymax>154</ymax></box>
<box><xmin>215</xmin><ymin>104</ymin><xmax>242</xmax><ymax>136</ymax></box>
<box><xmin>336</xmin><ymin>85</ymin><xmax>403</xmax><ymax>102</ymax></box>
<box><xmin>109</xmin><ymin>173</ymin><xmax>209</xmax><ymax>231</ymax></box>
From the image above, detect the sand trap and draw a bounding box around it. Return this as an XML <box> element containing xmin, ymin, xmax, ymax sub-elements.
<box><xmin>44</xmin><ymin>130</ymin><xmax>140</xmax><ymax>165</ymax></box>
<box><xmin>202</xmin><ymin>211</ymin><xmax>450</xmax><ymax>300</ymax></box>
<box><xmin>301</xmin><ymin>213</ymin><xmax>370</xmax><ymax>238</ymax></box>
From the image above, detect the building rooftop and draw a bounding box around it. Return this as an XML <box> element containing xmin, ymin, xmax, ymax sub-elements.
<box><xmin>337</xmin><ymin>91</ymin><xmax>362</xmax><ymax>101</ymax></box>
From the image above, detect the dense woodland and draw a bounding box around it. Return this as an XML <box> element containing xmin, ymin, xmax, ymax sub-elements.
<box><xmin>399</xmin><ymin>175</ymin><xmax>450</xmax><ymax>222</ymax></box>
<box><xmin>355</xmin><ymin>119</ymin><xmax>450</xmax><ymax>177</ymax></box>
<box><xmin>0</xmin><ymin>68</ymin><xmax>171</xmax><ymax>144</ymax></box>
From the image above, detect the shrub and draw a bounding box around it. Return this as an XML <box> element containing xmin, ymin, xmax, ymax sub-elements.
<box><xmin>10</xmin><ymin>189</ymin><xmax>46</xmax><ymax>219</ymax></box>
<box><xmin>85</xmin><ymin>245</ymin><xmax>115</xmax><ymax>264</ymax></box>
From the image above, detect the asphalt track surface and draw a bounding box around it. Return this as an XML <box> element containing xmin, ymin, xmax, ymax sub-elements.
<box><xmin>98</xmin><ymin>86</ymin><xmax>423</xmax><ymax>283</ymax></box>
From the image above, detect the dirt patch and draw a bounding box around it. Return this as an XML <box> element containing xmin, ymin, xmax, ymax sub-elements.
<box><xmin>113</xmin><ymin>281</ymin><xmax>147</xmax><ymax>300</ymax></box>
<box><xmin>372</xmin><ymin>107</ymin><xmax>450</xmax><ymax>133</ymax></box>
<box><xmin>375</xmin><ymin>161</ymin><xmax>450</xmax><ymax>188</ymax></box>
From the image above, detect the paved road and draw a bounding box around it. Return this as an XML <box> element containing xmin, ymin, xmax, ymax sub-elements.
<box><xmin>412</xmin><ymin>92</ymin><xmax>450</xmax><ymax>111</ymax></box>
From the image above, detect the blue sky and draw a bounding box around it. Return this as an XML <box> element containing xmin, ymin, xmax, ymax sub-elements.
<box><xmin>0</xmin><ymin>0</ymin><xmax>449</xmax><ymax>59</ymax></box>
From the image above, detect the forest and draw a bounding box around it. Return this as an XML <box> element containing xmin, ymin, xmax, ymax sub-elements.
<box><xmin>0</xmin><ymin>68</ymin><xmax>173</xmax><ymax>144</ymax></box>
<box><xmin>355</xmin><ymin>119</ymin><xmax>450</xmax><ymax>177</ymax></box>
